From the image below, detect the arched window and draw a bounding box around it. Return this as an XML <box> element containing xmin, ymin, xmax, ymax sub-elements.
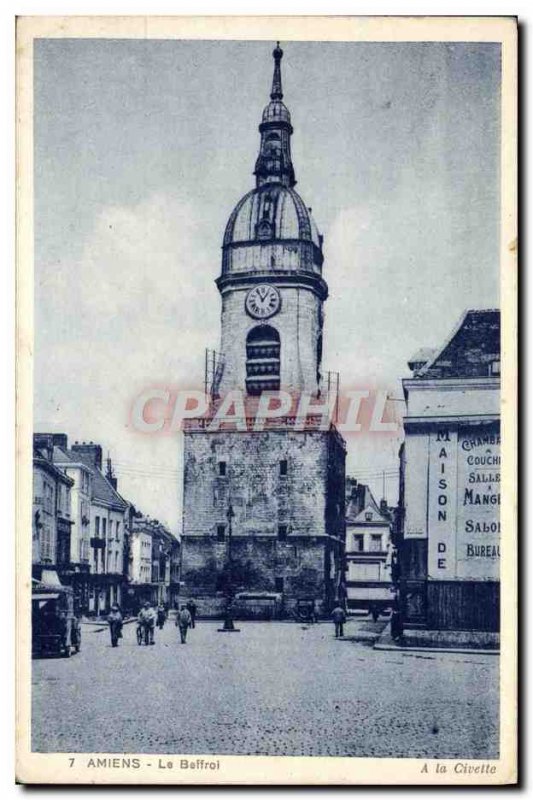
<box><xmin>264</xmin><ymin>131</ymin><xmax>281</xmax><ymax>154</ymax></box>
<box><xmin>246</xmin><ymin>325</ymin><xmax>280</xmax><ymax>395</ymax></box>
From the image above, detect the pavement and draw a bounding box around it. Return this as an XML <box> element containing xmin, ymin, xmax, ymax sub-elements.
<box><xmin>31</xmin><ymin>616</ymin><xmax>499</xmax><ymax>758</ymax></box>
<box><xmin>374</xmin><ymin>623</ymin><xmax>500</xmax><ymax>655</ymax></box>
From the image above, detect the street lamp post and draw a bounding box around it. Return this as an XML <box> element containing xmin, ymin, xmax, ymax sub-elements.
<box><xmin>218</xmin><ymin>501</ymin><xmax>240</xmax><ymax>632</ymax></box>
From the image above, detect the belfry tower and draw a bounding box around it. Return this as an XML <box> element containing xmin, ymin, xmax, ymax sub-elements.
<box><xmin>180</xmin><ymin>45</ymin><xmax>346</xmax><ymax>618</ymax></box>
<box><xmin>216</xmin><ymin>43</ymin><xmax>327</xmax><ymax>398</ymax></box>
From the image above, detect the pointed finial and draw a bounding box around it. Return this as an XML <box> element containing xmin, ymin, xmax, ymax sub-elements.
<box><xmin>271</xmin><ymin>41</ymin><xmax>283</xmax><ymax>100</ymax></box>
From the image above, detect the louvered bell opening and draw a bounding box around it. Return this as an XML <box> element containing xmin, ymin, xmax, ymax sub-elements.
<box><xmin>246</xmin><ymin>325</ymin><xmax>280</xmax><ymax>395</ymax></box>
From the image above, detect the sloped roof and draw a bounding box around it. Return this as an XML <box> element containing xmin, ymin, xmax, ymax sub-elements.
<box><xmin>53</xmin><ymin>445</ymin><xmax>88</xmax><ymax>466</ymax></box>
<box><xmin>346</xmin><ymin>482</ymin><xmax>389</xmax><ymax>525</ymax></box>
<box><xmin>130</xmin><ymin>515</ymin><xmax>178</xmax><ymax>545</ymax></box>
<box><xmin>53</xmin><ymin>447</ymin><xmax>128</xmax><ymax>510</ymax></box>
<box><xmin>407</xmin><ymin>347</ymin><xmax>436</xmax><ymax>372</ymax></box>
<box><xmin>349</xmin><ymin>502</ymin><xmax>390</xmax><ymax>526</ymax></box>
<box><xmin>416</xmin><ymin>309</ymin><xmax>500</xmax><ymax>380</ymax></box>
<box><xmin>77</xmin><ymin>453</ymin><xmax>129</xmax><ymax>510</ymax></box>
<box><xmin>33</xmin><ymin>448</ymin><xmax>74</xmax><ymax>485</ymax></box>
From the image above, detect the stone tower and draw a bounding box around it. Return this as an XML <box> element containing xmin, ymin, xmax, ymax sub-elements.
<box><xmin>180</xmin><ymin>45</ymin><xmax>346</xmax><ymax>618</ymax></box>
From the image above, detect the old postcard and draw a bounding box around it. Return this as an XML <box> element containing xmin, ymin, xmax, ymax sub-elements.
<box><xmin>16</xmin><ymin>15</ymin><xmax>517</xmax><ymax>785</ymax></box>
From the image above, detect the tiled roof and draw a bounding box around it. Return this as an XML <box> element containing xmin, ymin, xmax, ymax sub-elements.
<box><xmin>53</xmin><ymin>445</ymin><xmax>84</xmax><ymax>465</ymax></box>
<box><xmin>345</xmin><ymin>482</ymin><xmax>389</xmax><ymax>525</ymax></box>
<box><xmin>75</xmin><ymin>453</ymin><xmax>129</xmax><ymax>509</ymax></box>
<box><xmin>407</xmin><ymin>347</ymin><xmax>436</xmax><ymax>371</ymax></box>
<box><xmin>131</xmin><ymin>516</ymin><xmax>178</xmax><ymax>544</ymax></box>
<box><xmin>416</xmin><ymin>309</ymin><xmax>500</xmax><ymax>380</ymax></box>
<box><xmin>53</xmin><ymin>447</ymin><xmax>128</xmax><ymax>510</ymax></box>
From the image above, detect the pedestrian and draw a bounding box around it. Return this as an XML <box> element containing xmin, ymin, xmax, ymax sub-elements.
<box><xmin>156</xmin><ymin>603</ymin><xmax>166</xmax><ymax>630</ymax></box>
<box><xmin>107</xmin><ymin>604</ymin><xmax>123</xmax><ymax>648</ymax></box>
<box><xmin>390</xmin><ymin>591</ymin><xmax>404</xmax><ymax>642</ymax></box>
<box><xmin>175</xmin><ymin>604</ymin><xmax>192</xmax><ymax>644</ymax></box>
<box><xmin>331</xmin><ymin>604</ymin><xmax>346</xmax><ymax>638</ymax></box>
<box><xmin>138</xmin><ymin>601</ymin><xmax>156</xmax><ymax>645</ymax></box>
<box><xmin>186</xmin><ymin>599</ymin><xmax>197</xmax><ymax>629</ymax></box>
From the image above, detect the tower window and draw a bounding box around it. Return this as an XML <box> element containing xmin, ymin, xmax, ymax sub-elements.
<box><xmin>278</xmin><ymin>524</ymin><xmax>288</xmax><ymax>541</ymax></box>
<box><xmin>216</xmin><ymin>525</ymin><xmax>226</xmax><ymax>541</ymax></box>
<box><xmin>218</xmin><ymin>460</ymin><xmax>227</xmax><ymax>477</ymax></box>
<box><xmin>246</xmin><ymin>325</ymin><xmax>280</xmax><ymax>395</ymax></box>
<box><xmin>275</xmin><ymin>577</ymin><xmax>284</xmax><ymax>593</ymax></box>
<box><xmin>256</xmin><ymin>219</ymin><xmax>273</xmax><ymax>240</ymax></box>
<box><xmin>279</xmin><ymin>459</ymin><xmax>288</xmax><ymax>477</ymax></box>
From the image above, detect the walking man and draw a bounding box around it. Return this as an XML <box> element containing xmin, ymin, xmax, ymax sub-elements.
<box><xmin>107</xmin><ymin>604</ymin><xmax>123</xmax><ymax>647</ymax></box>
<box><xmin>186</xmin><ymin>599</ymin><xmax>197</xmax><ymax>629</ymax></box>
<box><xmin>176</xmin><ymin>604</ymin><xmax>192</xmax><ymax>644</ymax></box>
<box><xmin>156</xmin><ymin>603</ymin><xmax>167</xmax><ymax>630</ymax></box>
<box><xmin>332</xmin><ymin>604</ymin><xmax>346</xmax><ymax>638</ymax></box>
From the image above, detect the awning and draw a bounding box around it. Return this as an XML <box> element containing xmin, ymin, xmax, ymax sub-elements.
<box><xmin>40</xmin><ymin>569</ymin><xmax>63</xmax><ymax>587</ymax></box>
<box><xmin>33</xmin><ymin>592</ymin><xmax>60</xmax><ymax>601</ymax></box>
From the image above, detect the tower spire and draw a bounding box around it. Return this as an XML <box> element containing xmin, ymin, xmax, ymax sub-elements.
<box><xmin>254</xmin><ymin>43</ymin><xmax>295</xmax><ymax>188</ymax></box>
<box><xmin>270</xmin><ymin>42</ymin><xmax>283</xmax><ymax>100</ymax></box>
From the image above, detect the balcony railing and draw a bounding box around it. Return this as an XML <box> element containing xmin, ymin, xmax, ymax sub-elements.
<box><xmin>90</xmin><ymin>537</ymin><xmax>106</xmax><ymax>549</ymax></box>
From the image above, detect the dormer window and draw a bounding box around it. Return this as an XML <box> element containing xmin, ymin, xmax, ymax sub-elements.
<box><xmin>256</xmin><ymin>219</ymin><xmax>273</xmax><ymax>240</ymax></box>
<box><xmin>365</xmin><ymin>512</ymin><xmax>373</xmax><ymax>521</ymax></box>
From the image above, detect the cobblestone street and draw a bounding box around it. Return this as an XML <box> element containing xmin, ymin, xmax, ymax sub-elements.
<box><xmin>32</xmin><ymin>617</ymin><xmax>499</xmax><ymax>758</ymax></box>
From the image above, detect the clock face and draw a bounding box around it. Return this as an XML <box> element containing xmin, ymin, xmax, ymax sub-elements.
<box><xmin>245</xmin><ymin>285</ymin><xmax>281</xmax><ymax>320</ymax></box>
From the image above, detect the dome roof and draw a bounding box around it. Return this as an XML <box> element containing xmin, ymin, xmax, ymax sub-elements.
<box><xmin>223</xmin><ymin>184</ymin><xmax>321</xmax><ymax>248</ymax></box>
<box><xmin>262</xmin><ymin>99</ymin><xmax>291</xmax><ymax>124</ymax></box>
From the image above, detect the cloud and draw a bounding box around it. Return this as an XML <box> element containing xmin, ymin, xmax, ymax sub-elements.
<box><xmin>34</xmin><ymin>191</ymin><xmax>223</xmax><ymax>528</ymax></box>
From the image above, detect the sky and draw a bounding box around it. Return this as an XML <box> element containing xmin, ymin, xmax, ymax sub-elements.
<box><xmin>34</xmin><ymin>39</ymin><xmax>501</xmax><ymax>531</ymax></box>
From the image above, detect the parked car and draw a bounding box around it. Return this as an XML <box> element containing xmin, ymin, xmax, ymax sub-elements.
<box><xmin>32</xmin><ymin>580</ymin><xmax>81</xmax><ymax>658</ymax></box>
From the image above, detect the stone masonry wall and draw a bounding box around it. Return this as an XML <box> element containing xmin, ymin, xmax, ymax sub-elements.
<box><xmin>181</xmin><ymin>427</ymin><xmax>345</xmax><ymax>615</ymax></box>
<box><xmin>182</xmin><ymin>429</ymin><xmax>328</xmax><ymax>537</ymax></box>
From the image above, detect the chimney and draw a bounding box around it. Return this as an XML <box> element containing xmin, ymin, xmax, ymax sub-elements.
<box><xmin>380</xmin><ymin>498</ymin><xmax>389</xmax><ymax>515</ymax></box>
<box><xmin>106</xmin><ymin>455</ymin><xmax>118</xmax><ymax>490</ymax></box>
<box><xmin>33</xmin><ymin>433</ymin><xmax>54</xmax><ymax>462</ymax></box>
<box><xmin>347</xmin><ymin>478</ymin><xmax>358</xmax><ymax>498</ymax></box>
<box><xmin>51</xmin><ymin>433</ymin><xmax>68</xmax><ymax>450</ymax></box>
<box><xmin>72</xmin><ymin>442</ymin><xmax>103</xmax><ymax>471</ymax></box>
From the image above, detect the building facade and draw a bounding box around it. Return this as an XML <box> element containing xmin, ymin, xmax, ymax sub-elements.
<box><xmin>43</xmin><ymin>434</ymin><xmax>93</xmax><ymax>611</ymax></box>
<box><xmin>34</xmin><ymin>433</ymin><xmax>179</xmax><ymax>616</ymax></box>
<box><xmin>32</xmin><ymin>435</ymin><xmax>74</xmax><ymax>583</ymax></box>
<box><xmin>66</xmin><ymin>443</ymin><xmax>130</xmax><ymax>615</ymax></box>
<box><xmin>180</xmin><ymin>45</ymin><xmax>346</xmax><ymax>618</ymax></box>
<box><xmin>397</xmin><ymin>309</ymin><xmax>500</xmax><ymax>637</ymax></box>
<box><xmin>345</xmin><ymin>480</ymin><xmax>394</xmax><ymax>614</ymax></box>
<box><xmin>126</xmin><ymin>514</ymin><xmax>179</xmax><ymax>613</ymax></box>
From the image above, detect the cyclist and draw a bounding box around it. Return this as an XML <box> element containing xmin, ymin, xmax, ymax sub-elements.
<box><xmin>138</xmin><ymin>601</ymin><xmax>156</xmax><ymax>645</ymax></box>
